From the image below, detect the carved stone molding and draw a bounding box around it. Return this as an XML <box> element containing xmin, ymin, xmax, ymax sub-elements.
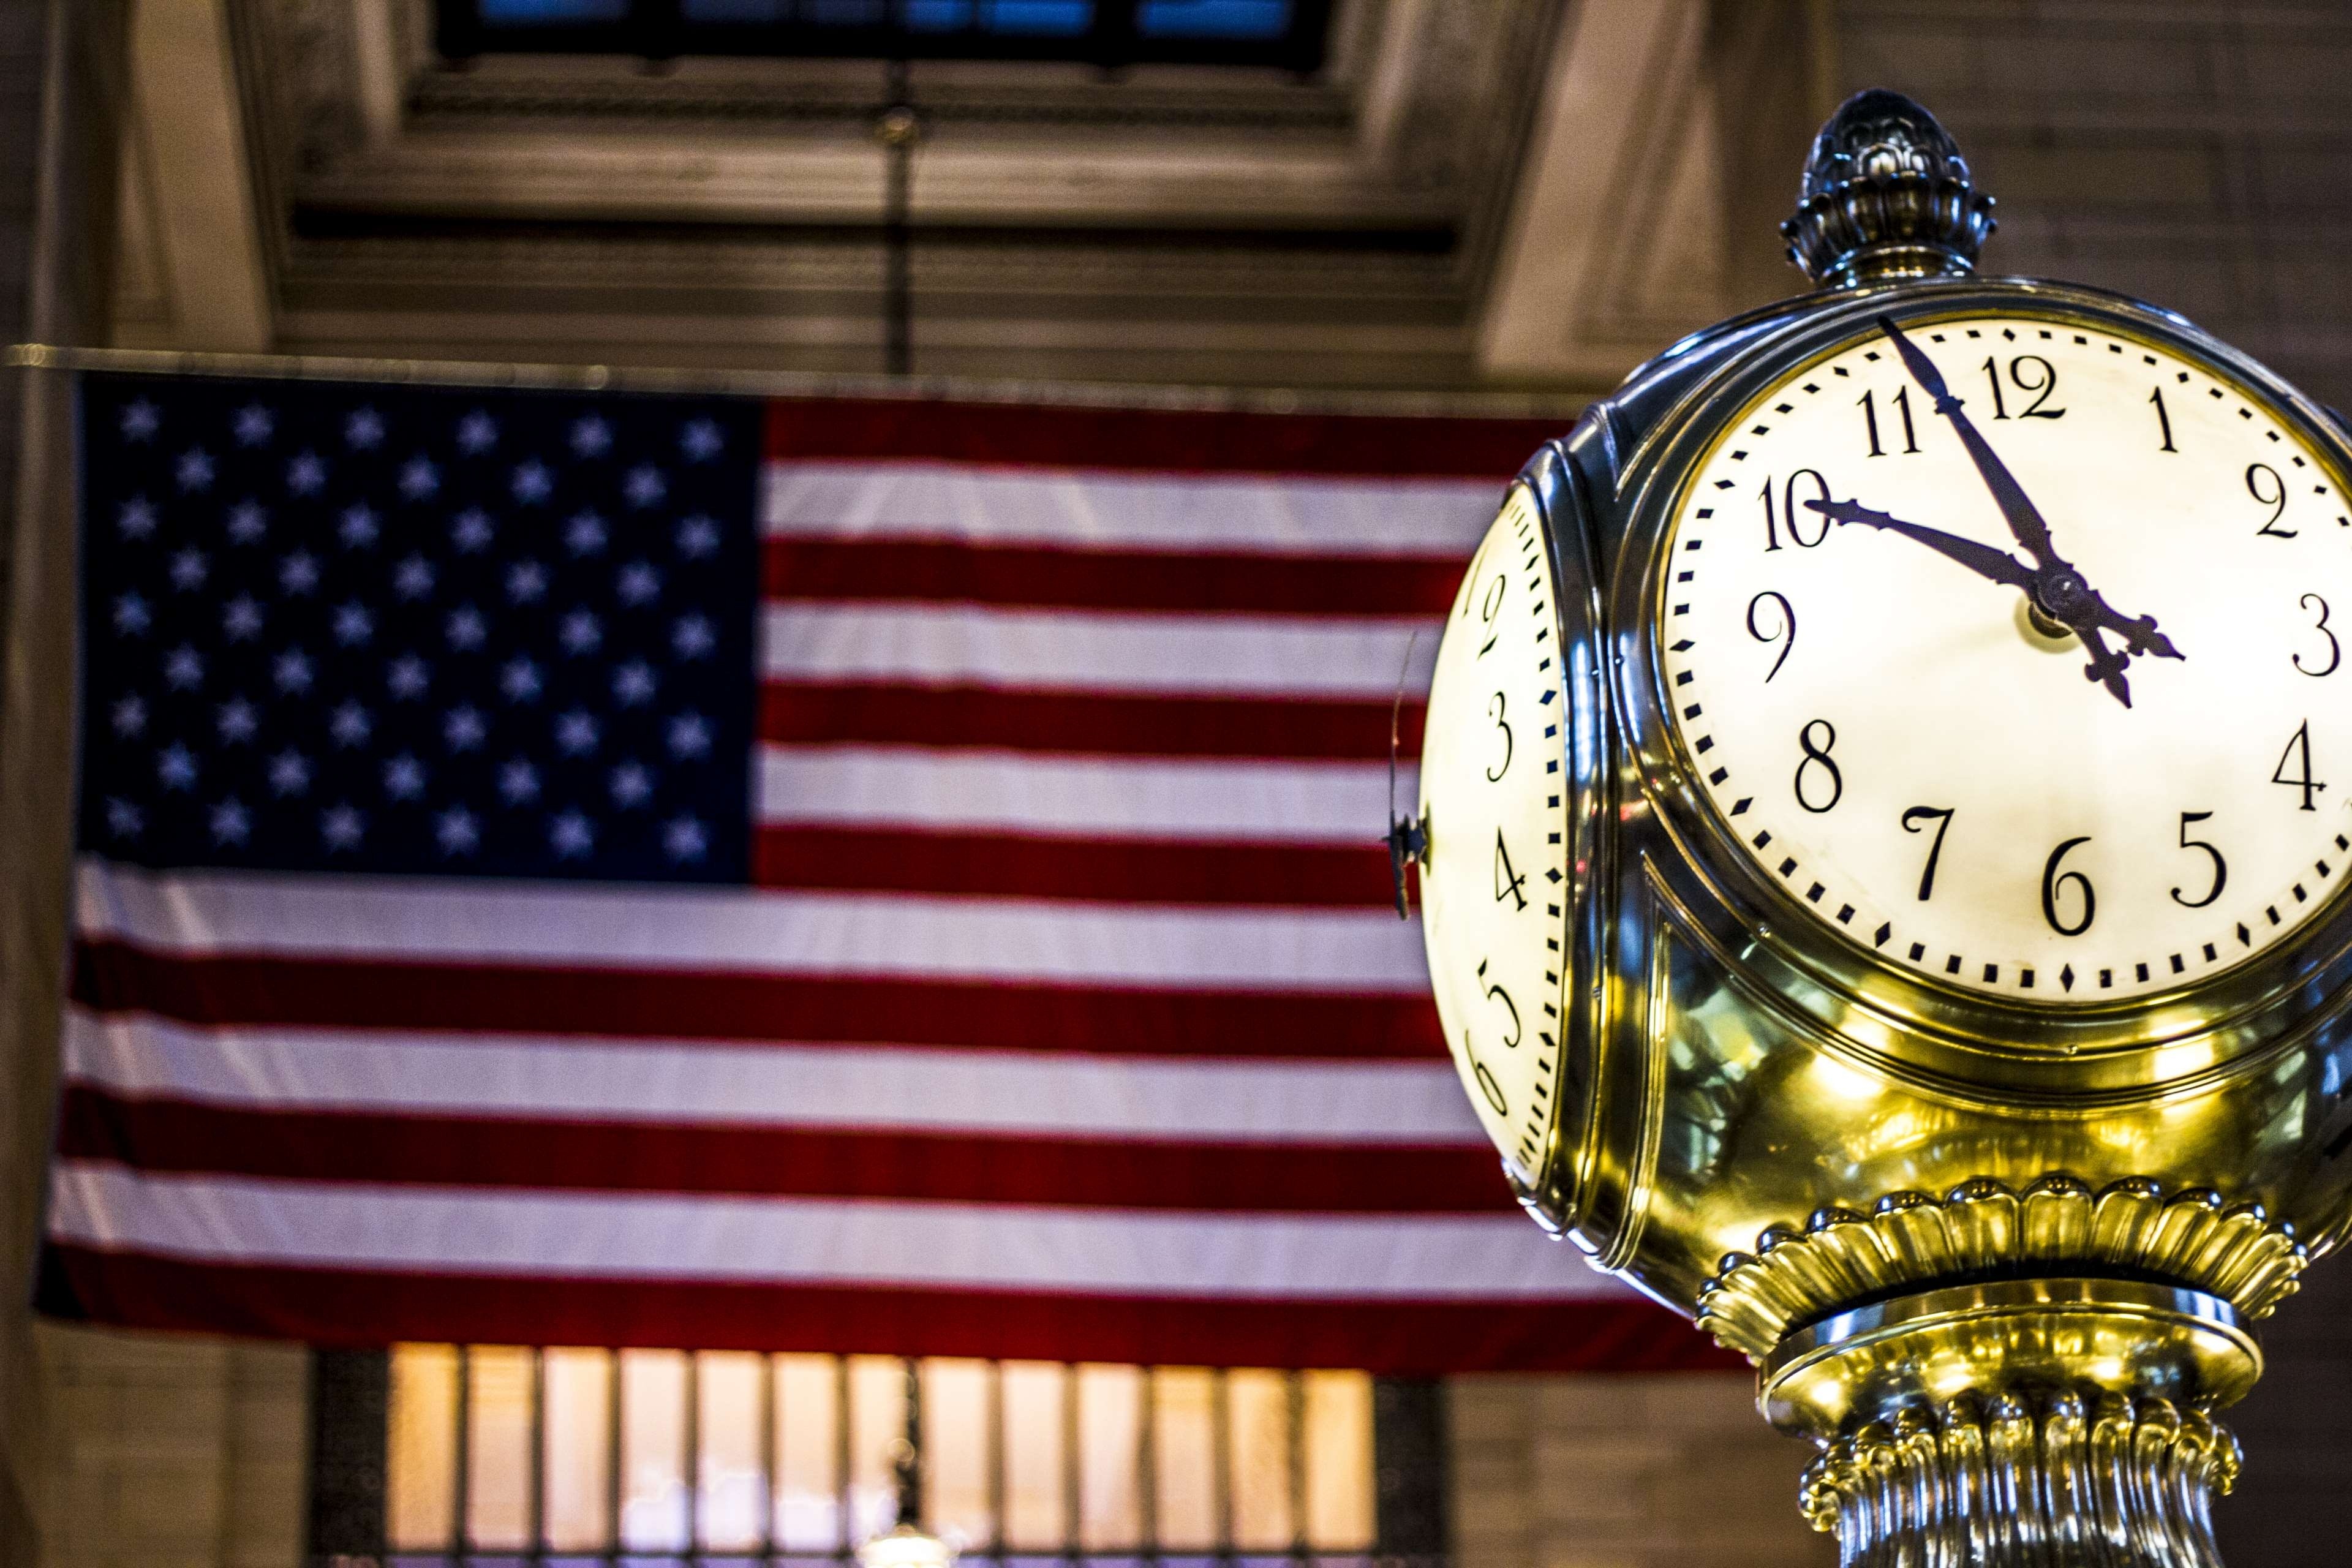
<box><xmin>1697</xmin><ymin>1175</ymin><xmax>2309</xmax><ymax>1362</ymax></box>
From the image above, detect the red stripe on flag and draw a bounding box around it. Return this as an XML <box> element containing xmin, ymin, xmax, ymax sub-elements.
<box><xmin>42</xmin><ymin>1246</ymin><xmax>1729</xmax><ymax>1373</ymax></box>
<box><xmin>69</xmin><ymin>941</ymin><xmax>1446</xmax><ymax>1060</ymax></box>
<box><xmin>763</xmin><ymin>398</ymin><xmax>1562</xmax><ymax>481</ymax></box>
<box><xmin>763</xmin><ymin>538</ymin><xmax>1464</xmax><ymax>616</ymax></box>
<box><xmin>760</xmin><ymin>682</ymin><xmax>1423</xmax><ymax>761</ymax></box>
<box><xmin>57</xmin><ymin>1088</ymin><xmax>1509</xmax><ymax>1213</ymax></box>
<box><xmin>752</xmin><ymin>826</ymin><xmax>1396</xmax><ymax>907</ymax></box>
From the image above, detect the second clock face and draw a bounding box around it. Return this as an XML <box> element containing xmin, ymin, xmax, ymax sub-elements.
<box><xmin>1661</xmin><ymin>309</ymin><xmax>2352</xmax><ymax>1004</ymax></box>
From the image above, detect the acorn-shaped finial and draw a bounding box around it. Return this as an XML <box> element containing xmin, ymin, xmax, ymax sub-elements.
<box><xmin>1782</xmin><ymin>89</ymin><xmax>1997</xmax><ymax>289</ymax></box>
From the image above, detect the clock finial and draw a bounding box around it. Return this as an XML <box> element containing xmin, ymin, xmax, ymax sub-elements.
<box><xmin>1782</xmin><ymin>89</ymin><xmax>1997</xmax><ymax>289</ymax></box>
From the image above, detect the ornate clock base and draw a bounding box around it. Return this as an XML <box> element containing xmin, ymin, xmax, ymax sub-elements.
<box><xmin>1760</xmin><ymin>1280</ymin><xmax>2260</xmax><ymax>1567</ymax></box>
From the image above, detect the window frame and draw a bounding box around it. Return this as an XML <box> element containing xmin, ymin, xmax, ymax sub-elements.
<box><xmin>308</xmin><ymin>1346</ymin><xmax>1447</xmax><ymax>1565</ymax></box>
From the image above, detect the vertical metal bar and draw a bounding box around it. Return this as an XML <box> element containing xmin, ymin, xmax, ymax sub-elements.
<box><xmin>761</xmin><ymin>1354</ymin><xmax>780</xmax><ymax>1565</ymax></box>
<box><xmin>1060</xmin><ymin>1363</ymin><xmax>1082</xmax><ymax>1562</ymax></box>
<box><xmin>1211</xmin><ymin>1369</ymin><xmax>1234</xmax><ymax>1563</ymax></box>
<box><xmin>1285</xmin><ymin>1371</ymin><xmax>1308</xmax><ymax>1564</ymax></box>
<box><xmin>987</xmin><ymin>1360</ymin><xmax>1006</xmax><ymax>1564</ymax></box>
<box><xmin>878</xmin><ymin>55</ymin><xmax>914</xmax><ymax>378</ymax></box>
<box><xmin>685</xmin><ymin>1352</ymin><xmax>703</xmax><ymax>1557</ymax></box>
<box><xmin>899</xmin><ymin>1357</ymin><xmax>925</xmax><ymax>1529</ymax></box>
<box><xmin>835</xmin><ymin>1355</ymin><xmax>856</xmax><ymax>1558</ymax></box>
<box><xmin>529</xmin><ymin>1348</ymin><xmax>547</xmax><ymax>1564</ymax></box>
<box><xmin>452</xmin><ymin>1348</ymin><xmax>473</xmax><ymax>1566</ymax></box>
<box><xmin>606</xmin><ymin>1351</ymin><xmax>625</xmax><ymax>1564</ymax></box>
<box><xmin>1137</xmin><ymin>1369</ymin><xmax>1158</xmax><ymax>1560</ymax></box>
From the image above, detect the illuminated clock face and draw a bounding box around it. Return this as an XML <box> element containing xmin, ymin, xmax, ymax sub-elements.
<box><xmin>1662</xmin><ymin>310</ymin><xmax>2352</xmax><ymax>1003</ymax></box>
<box><xmin>1418</xmin><ymin>487</ymin><xmax>1568</xmax><ymax>1178</ymax></box>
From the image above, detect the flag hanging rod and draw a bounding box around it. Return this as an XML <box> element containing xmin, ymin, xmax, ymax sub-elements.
<box><xmin>5</xmin><ymin>344</ymin><xmax>1588</xmax><ymax>424</ymax></box>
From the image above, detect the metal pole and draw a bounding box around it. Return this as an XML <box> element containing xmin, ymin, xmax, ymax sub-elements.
<box><xmin>895</xmin><ymin>1357</ymin><xmax>925</xmax><ymax>1529</ymax></box>
<box><xmin>875</xmin><ymin>56</ymin><xmax>918</xmax><ymax>377</ymax></box>
<box><xmin>451</xmin><ymin>1348</ymin><xmax>472</xmax><ymax>1566</ymax></box>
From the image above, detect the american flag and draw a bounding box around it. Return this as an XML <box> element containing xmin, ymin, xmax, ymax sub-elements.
<box><xmin>43</xmin><ymin>370</ymin><xmax>1719</xmax><ymax>1373</ymax></box>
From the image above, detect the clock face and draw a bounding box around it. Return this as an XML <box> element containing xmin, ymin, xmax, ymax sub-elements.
<box><xmin>1661</xmin><ymin>309</ymin><xmax>2352</xmax><ymax>1004</ymax></box>
<box><xmin>1419</xmin><ymin>486</ymin><xmax>1569</xmax><ymax>1177</ymax></box>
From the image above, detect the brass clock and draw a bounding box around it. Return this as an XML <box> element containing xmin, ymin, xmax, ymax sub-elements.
<box><xmin>1405</xmin><ymin>91</ymin><xmax>2352</xmax><ymax>1564</ymax></box>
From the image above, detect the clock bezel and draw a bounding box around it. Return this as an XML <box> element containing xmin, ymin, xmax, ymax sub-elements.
<box><xmin>1607</xmin><ymin>277</ymin><xmax>2352</xmax><ymax>1084</ymax></box>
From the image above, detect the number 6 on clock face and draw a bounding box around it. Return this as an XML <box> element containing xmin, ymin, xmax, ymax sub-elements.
<box><xmin>1657</xmin><ymin>311</ymin><xmax>2352</xmax><ymax>1002</ymax></box>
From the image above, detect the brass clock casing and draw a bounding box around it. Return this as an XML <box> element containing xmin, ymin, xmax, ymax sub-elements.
<box><xmin>1419</xmin><ymin>89</ymin><xmax>2352</xmax><ymax>1566</ymax></box>
<box><xmin>1521</xmin><ymin>276</ymin><xmax>2352</xmax><ymax>1312</ymax></box>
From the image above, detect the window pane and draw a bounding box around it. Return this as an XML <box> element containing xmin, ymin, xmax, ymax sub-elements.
<box><xmin>464</xmin><ymin>1347</ymin><xmax>536</xmax><ymax>1550</ymax></box>
<box><xmin>699</xmin><ymin>1352</ymin><xmax>769</xmax><ymax>1551</ymax></box>
<box><xmin>774</xmin><ymin>1354</ymin><xmax>842</xmax><ymax>1551</ymax></box>
<box><xmin>1226</xmin><ymin>1369</ymin><xmax>1292</xmax><ymax>1550</ymax></box>
<box><xmin>1136</xmin><ymin>0</ymin><xmax>1291</xmax><ymax>37</ymax></box>
<box><xmin>479</xmin><ymin>0</ymin><xmax>629</xmax><ymax>21</ymax></box>
<box><xmin>619</xmin><ymin>1349</ymin><xmax>689</xmax><ymax>1552</ymax></box>
<box><xmin>999</xmin><ymin>1361</ymin><xmax>1066</xmax><ymax>1550</ymax></box>
<box><xmin>1152</xmin><ymin>1368</ymin><xmax>1218</xmax><ymax>1550</ymax></box>
<box><xmin>386</xmin><ymin>1344</ymin><xmax>458</xmax><ymax>1551</ymax></box>
<box><xmin>1302</xmin><ymin>1371</ymin><xmax>1373</xmax><ymax>1551</ymax></box>
<box><xmin>542</xmin><ymin>1348</ymin><xmax>612</xmax><ymax>1553</ymax></box>
<box><xmin>1076</xmin><ymin>1363</ymin><xmax>1142</xmax><ymax>1550</ymax></box>
<box><xmin>921</xmin><ymin>1359</ymin><xmax>993</xmax><ymax>1550</ymax></box>
<box><xmin>848</xmin><ymin>1355</ymin><xmax>910</xmax><ymax>1545</ymax></box>
<box><xmin>981</xmin><ymin>0</ymin><xmax>1091</xmax><ymax>36</ymax></box>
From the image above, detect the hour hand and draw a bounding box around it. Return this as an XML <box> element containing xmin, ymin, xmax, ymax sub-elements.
<box><xmin>1804</xmin><ymin>496</ymin><xmax>2035</xmax><ymax>590</ymax></box>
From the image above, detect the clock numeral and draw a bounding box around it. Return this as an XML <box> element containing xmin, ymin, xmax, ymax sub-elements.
<box><xmin>1858</xmin><ymin>387</ymin><xmax>1920</xmax><ymax>457</ymax></box>
<box><xmin>2170</xmin><ymin>810</ymin><xmax>2228</xmax><ymax>910</ymax></box>
<box><xmin>2040</xmin><ymin>836</ymin><xmax>2097</xmax><ymax>937</ymax></box>
<box><xmin>1476</xmin><ymin>573</ymin><xmax>1507</xmax><ymax>657</ymax></box>
<box><xmin>1493</xmin><ymin>827</ymin><xmax>1529</xmax><ymax>911</ymax></box>
<box><xmin>1759</xmin><ymin>469</ymin><xmax>1833</xmax><ymax>552</ymax></box>
<box><xmin>1485</xmin><ymin>691</ymin><xmax>1512</xmax><ymax>782</ymax></box>
<box><xmin>2273</xmin><ymin>720</ymin><xmax>2326</xmax><ymax>812</ymax></box>
<box><xmin>2295</xmin><ymin>594</ymin><xmax>2340</xmax><ymax>677</ymax></box>
<box><xmin>1745</xmin><ymin>590</ymin><xmax>1796</xmax><ymax>682</ymax></box>
<box><xmin>1475</xmin><ymin>957</ymin><xmax>1523</xmax><ymax>1050</ymax></box>
<box><xmin>1900</xmin><ymin>805</ymin><xmax>1954</xmax><ymax>901</ymax></box>
<box><xmin>1463</xmin><ymin>1031</ymin><xmax>1508</xmax><ymax>1117</ymax></box>
<box><xmin>2249</xmin><ymin>462</ymin><xmax>2297</xmax><ymax>539</ymax></box>
<box><xmin>1793</xmin><ymin>719</ymin><xmax>1843</xmax><ymax>813</ymax></box>
<box><xmin>2149</xmin><ymin>386</ymin><xmax>2178</xmax><ymax>453</ymax></box>
<box><xmin>1980</xmin><ymin>354</ymin><xmax>2065</xmax><ymax>420</ymax></box>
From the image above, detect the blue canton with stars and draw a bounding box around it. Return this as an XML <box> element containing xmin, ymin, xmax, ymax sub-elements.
<box><xmin>77</xmin><ymin>373</ymin><xmax>761</xmax><ymax>883</ymax></box>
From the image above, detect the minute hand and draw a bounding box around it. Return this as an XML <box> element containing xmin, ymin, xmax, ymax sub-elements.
<box><xmin>1879</xmin><ymin>315</ymin><xmax>2063</xmax><ymax>570</ymax></box>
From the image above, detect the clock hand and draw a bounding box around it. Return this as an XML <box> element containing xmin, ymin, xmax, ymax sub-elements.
<box><xmin>1809</xmin><ymin>496</ymin><xmax>2176</xmax><ymax>708</ymax></box>
<box><xmin>1806</xmin><ymin>497</ymin><xmax>2035</xmax><ymax>590</ymax></box>
<box><xmin>1873</xmin><ymin>316</ymin><xmax>2185</xmax><ymax>707</ymax></box>
<box><xmin>1878</xmin><ymin>315</ymin><xmax>2063</xmax><ymax>571</ymax></box>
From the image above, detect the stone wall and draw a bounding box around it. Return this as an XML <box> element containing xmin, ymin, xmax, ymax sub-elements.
<box><xmin>1447</xmin><ymin>1372</ymin><xmax>1832</xmax><ymax>1568</ymax></box>
<box><xmin>1832</xmin><ymin>0</ymin><xmax>2352</xmax><ymax>413</ymax></box>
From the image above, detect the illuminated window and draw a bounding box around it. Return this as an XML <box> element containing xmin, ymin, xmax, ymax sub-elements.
<box><xmin>313</xmin><ymin>1345</ymin><xmax>1436</xmax><ymax>1563</ymax></box>
<box><xmin>435</xmin><ymin>0</ymin><xmax>1329</xmax><ymax>70</ymax></box>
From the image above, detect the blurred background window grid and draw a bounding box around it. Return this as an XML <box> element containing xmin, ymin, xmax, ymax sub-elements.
<box><xmin>444</xmin><ymin>0</ymin><xmax>1318</xmax><ymax>66</ymax></box>
<box><xmin>368</xmin><ymin>1343</ymin><xmax>1387</xmax><ymax>1563</ymax></box>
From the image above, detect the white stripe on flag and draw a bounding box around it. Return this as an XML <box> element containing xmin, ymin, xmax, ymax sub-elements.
<box><xmin>74</xmin><ymin>859</ymin><xmax>1431</xmax><ymax>989</ymax></box>
<box><xmin>49</xmin><ymin>1162</ymin><xmax>1619</xmax><ymax>1298</ymax></box>
<box><xmin>62</xmin><ymin>1009</ymin><xmax>1483</xmax><ymax>1144</ymax></box>
<box><xmin>763</xmin><ymin>466</ymin><xmax>1496</xmax><ymax>554</ymax></box>
<box><xmin>760</xmin><ymin>605</ymin><xmax>1441</xmax><ymax>698</ymax></box>
<box><xmin>755</xmin><ymin>747</ymin><xmax>1414</xmax><ymax>843</ymax></box>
